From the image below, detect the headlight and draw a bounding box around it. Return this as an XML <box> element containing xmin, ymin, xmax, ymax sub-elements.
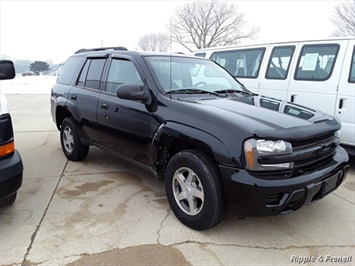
<box><xmin>244</xmin><ymin>138</ymin><xmax>293</xmax><ymax>171</ymax></box>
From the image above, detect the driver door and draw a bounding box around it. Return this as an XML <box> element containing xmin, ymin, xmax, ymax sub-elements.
<box><xmin>97</xmin><ymin>56</ymin><xmax>152</xmax><ymax>166</ymax></box>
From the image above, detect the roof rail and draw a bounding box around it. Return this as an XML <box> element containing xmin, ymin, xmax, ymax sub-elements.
<box><xmin>75</xmin><ymin>46</ymin><xmax>128</xmax><ymax>54</ymax></box>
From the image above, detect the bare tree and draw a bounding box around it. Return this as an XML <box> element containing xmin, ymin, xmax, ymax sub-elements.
<box><xmin>330</xmin><ymin>0</ymin><xmax>355</xmax><ymax>37</ymax></box>
<box><xmin>137</xmin><ymin>33</ymin><xmax>170</xmax><ymax>52</ymax></box>
<box><xmin>168</xmin><ymin>1</ymin><xmax>259</xmax><ymax>52</ymax></box>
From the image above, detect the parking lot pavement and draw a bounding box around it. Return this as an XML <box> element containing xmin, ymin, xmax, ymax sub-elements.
<box><xmin>1</xmin><ymin>94</ymin><xmax>354</xmax><ymax>266</ymax></box>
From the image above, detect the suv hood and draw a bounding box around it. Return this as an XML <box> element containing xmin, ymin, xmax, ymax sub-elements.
<box><xmin>192</xmin><ymin>95</ymin><xmax>340</xmax><ymax>141</ymax></box>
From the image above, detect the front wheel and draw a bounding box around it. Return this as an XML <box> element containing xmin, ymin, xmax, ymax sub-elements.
<box><xmin>60</xmin><ymin>117</ymin><xmax>89</xmax><ymax>161</ymax></box>
<box><xmin>165</xmin><ymin>150</ymin><xmax>226</xmax><ymax>230</ymax></box>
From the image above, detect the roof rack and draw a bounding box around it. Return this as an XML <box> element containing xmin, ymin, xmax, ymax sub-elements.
<box><xmin>75</xmin><ymin>46</ymin><xmax>128</xmax><ymax>54</ymax></box>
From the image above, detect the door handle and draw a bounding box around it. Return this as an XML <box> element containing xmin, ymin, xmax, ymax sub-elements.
<box><xmin>100</xmin><ymin>102</ymin><xmax>109</xmax><ymax>110</ymax></box>
<box><xmin>339</xmin><ymin>99</ymin><xmax>343</xmax><ymax>109</ymax></box>
<box><xmin>71</xmin><ymin>94</ymin><xmax>77</xmax><ymax>101</ymax></box>
<box><xmin>290</xmin><ymin>94</ymin><xmax>296</xmax><ymax>103</ymax></box>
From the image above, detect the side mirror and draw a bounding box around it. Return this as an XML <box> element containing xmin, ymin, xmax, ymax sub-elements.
<box><xmin>0</xmin><ymin>60</ymin><xmax>16</xmax><ymax>80</ymax></box>
<box><xmin>117</xmin><ymin>84</ymin><xmax>152</xmax><ymax>104</ymax></box>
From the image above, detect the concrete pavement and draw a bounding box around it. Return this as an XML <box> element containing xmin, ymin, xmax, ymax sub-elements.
<box><xmin>1</xmin><ymin>94</ymin><xmax>354</xmax><ymax>266</ymax></box>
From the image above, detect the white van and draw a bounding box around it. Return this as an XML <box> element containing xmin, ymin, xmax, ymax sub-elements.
<box><xmin>194</xmin><ymin>37</ymin><xmax>355</xmax><ymax>156</ymax></box>
<box><xmin>0</xmin><ymin>60</ymin><xmax>23</xmax><ymax>207</ymax></box>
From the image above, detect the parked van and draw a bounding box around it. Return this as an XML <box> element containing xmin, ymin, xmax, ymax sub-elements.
<box><xmin>194</xmin><ymin>37</ymin><xmax>355</xmax><ymax>156</ymax></box>
<box><xmin>0</xmin><ymin>60</ymin><xmax>23</xmax><ymax>207</ymax></box>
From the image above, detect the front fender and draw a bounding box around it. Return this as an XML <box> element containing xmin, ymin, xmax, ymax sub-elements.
<box><xmin>150</xmin><ymin>121</ymin><xmax>241</xmax><ymax>173</ymax></box>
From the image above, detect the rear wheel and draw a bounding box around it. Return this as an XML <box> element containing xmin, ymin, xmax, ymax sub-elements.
<box><xmin>165</xmin><ymin>150</ymin><xmax>226</xmax><ymax>230</ymax></box>
<box><xmin>0</xmin><ymin>193</ymin><xmax>17</xmax><ymax>207</ymax></box>
<box><xmin>60</xmin><ymin>117</ymin><xmax>89</xmax><ymax>161</ymax></box>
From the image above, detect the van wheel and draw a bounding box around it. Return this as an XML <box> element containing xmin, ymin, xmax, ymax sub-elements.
<box><xmin>0</xmin><ymin>193</ymin><xmax>17</xmax><ymax>207</ymax></box>
<box><xmin>60</xmin><ymin>117</ymin><xmax>89</xmax><ymax>161</ymax></box>
<box><xmin>165</xmin><ymin>150</ymin><xmax>226</xmax><ymax>230</ymax></box>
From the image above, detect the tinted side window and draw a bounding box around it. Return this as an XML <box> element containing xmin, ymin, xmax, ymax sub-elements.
<box><xmin>76</xmin><ymin>60</ymin><xmax>90</xmax><ymax>87</ymax></box>
<box><xmin>57</xmin><ymin>56</ymin><xmax>83</xmax><ymax>85</ymax></box>
<box><xmin>106</xmin><ymin>59</ymin><xmax>143</xmax><ymax>93</ymax></box>
<box><xmin>85</xmin><ymin>59</ymin><xmax>106</xmax><ymax>90</ymax></box>
<box><xmin>210</xmin><ymin>48</ymin><xmax>265</xmax><ymax>78</ymax></box>
<box><xmin>349</xmin><ymin>46</ymin><xmax>355</xmax><ymax>83</ymax></box>
<box><xmin>294</xmin><ymin>44</ymin><xmax>339</xmax><ymax>81</ymax></box>
<box><xmin>266</xmin><ymin>46</ymin><xmax>295</xmax><ymax>80</ymax></box>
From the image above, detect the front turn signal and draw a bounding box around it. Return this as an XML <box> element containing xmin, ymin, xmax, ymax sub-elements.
<box><xmin>0</xmin><ymin>141</ymin><xmax>15</xmax><ymax>157</ymax></box>
<box><xmin>244</xmin><ymin>140</ymin><xmax>254</xmax><ymax>169</ymax></box>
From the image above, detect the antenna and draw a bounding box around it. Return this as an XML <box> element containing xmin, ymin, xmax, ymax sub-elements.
<box><xmin>169</xmin><ymin>17</ymin><xmax>173</xmax><ymax>95</ymax></box>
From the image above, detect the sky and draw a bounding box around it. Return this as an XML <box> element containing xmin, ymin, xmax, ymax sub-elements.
<box><xmin>0</xmin><ymin>0</ymin><xmax>342</xmax><ymax>64</ymax></box>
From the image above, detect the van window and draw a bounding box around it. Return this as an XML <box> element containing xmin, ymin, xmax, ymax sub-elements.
<box><xmin>284</xmin><ymin>105</ymin><xmax>314</xmax><ymax>119</ymax></box>
<box><xmin>210</xmin><ymin>48</ymin><xmax>265</xmax><ymax>79</ymax></box>
<box><xmin>260</xmin><ymin>98</ymin><xmax>280</xmax><ymax>111</ymax></box>
<box><xmin>349</xmin><ymin>46</ymin><xmax>355</xmax><ymax>83</ymax></box>
<box><xmin>294</xmin><ymin>44</ymin><xmax>339</xmax><ymax>81</ymax></box>
<box><xmin>266</xmin><ymin>46</ymin><xmax>295</xmax><ymax>80</ymax></box>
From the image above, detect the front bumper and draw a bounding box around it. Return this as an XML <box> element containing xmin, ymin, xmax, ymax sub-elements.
<box><xmin>220</xmin><ymin>147</ymin><xmax>349</xmax><ymax>217</ymax></box>
<box><xmin>0</xmin><ymin>150</ymin><xmax>23</xmax><ymax>200</ymax></box>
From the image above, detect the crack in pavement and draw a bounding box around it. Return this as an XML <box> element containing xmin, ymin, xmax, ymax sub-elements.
<box><xmin>169</xmin><ymin>241</ymin><xmax>355</xmax><ymax>251</ymax></box>
<box><xmin>23</xmin><ymin>244</ymin><xmax>191</xmax><ymax>266</ymax></box>
<box><xmin>22</xmin><ymin>160</ymin><xmax>69</xmax><ymax>266</ymax></box>
<box><xmin>157</xmin><ymin>209</ymin><xmax>171</xmax><ymax>245</ymax></box>
<box><xmin>333</xmin><ymin>192</ymin><xmax>355</xmax><ymax>205</ymax></box>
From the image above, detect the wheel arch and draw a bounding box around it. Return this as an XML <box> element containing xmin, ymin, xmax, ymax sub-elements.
<box><xmin>151</xmin><ymin>122</ymin><xmax>230</xmax><ymax>181</ymax></box>
<box><xmin>55</xmin><ymin>105</ymin><xmax>72</xmax><ymax>130</ymax></box>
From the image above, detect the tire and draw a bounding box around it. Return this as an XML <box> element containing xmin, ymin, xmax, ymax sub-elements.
<box><xmin>60</xmin><ymin>117</ymin><xmax>89</xmax><ymax>161</ymax></box>
<box><xmin>165</xmin><ymin>150</ymin><xmax>226</xmax><ymax>230</ymax></box>
<box><xmin>0</xmin><ymin>193</ymin><xmax>17</xmax><ymax>207</ymax></box>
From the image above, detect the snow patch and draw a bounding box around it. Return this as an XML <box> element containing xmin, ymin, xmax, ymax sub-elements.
<box><xmin>0</xmin><ymin>76</ymin><xmax>58</xmax><ymax>94</ymax></box>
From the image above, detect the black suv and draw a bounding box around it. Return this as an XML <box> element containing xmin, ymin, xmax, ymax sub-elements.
<box><xmin>51</xmin><ymin>47</ymin><xmax>349</xmax><ymax>230</ymax></box>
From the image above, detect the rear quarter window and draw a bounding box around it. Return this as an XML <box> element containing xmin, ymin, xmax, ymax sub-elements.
<box><xmin>57</xmin><ymin>56</ymin><xmax>83</xmax><ymax>85</ymax></box>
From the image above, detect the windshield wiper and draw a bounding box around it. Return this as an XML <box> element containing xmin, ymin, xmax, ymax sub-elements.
<box><xmin>166</xmin><ymin>88</ymin><xmax>221</xmax><ymax>96</ymax></box>
<box><xmin>214</xmin><ymin>89</ymin><xmax>257</xmax><ymax>96</ymax></box>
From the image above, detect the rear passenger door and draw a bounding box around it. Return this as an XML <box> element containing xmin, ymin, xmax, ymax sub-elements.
<box><xmin>69</xmin><ymin>56</ymin><xmax>107</xmax><ymax>143</ymax></box>
<box><xmin>336</xmin><ymin>42</ymin><xmax>355</xmax><ymax>147</ymax></box>
<box><xmin>287</xmin><ymin>41</ymin><xmax>348</xmax><ymax>115</ymax></box>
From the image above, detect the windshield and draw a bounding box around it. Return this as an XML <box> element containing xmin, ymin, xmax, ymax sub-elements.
<box><xmin>144</xmin><ymin>56</ymin><xmax>246</xmax><ymax>93</ymax></box>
